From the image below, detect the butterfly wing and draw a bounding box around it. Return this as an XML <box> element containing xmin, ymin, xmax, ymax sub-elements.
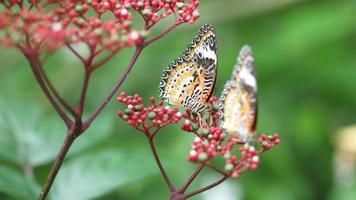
<box><xmin>184</xmin><ymin>24</ymin><xmax>218</xmax><ymax>102</ymax></box>
<box><xmin>220</xmin><ymin>45</ymin><xmax>257</xmax><ymax>139</ymax></box>
<box><xmin>159</xmin><ymin>24</ymin><xmax>217</xmax><ymax>113</ymax></box>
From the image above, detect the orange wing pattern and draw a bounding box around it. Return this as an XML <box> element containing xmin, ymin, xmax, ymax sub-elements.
<box><xmin>159</xmin><ymin>24</ymin><xmax>217</xmax><ymax>113</ymax></box>
<box><xmin>219</xmin><ymin>45</ymin><xmax>257</xmax><ymax>140</ymax></box>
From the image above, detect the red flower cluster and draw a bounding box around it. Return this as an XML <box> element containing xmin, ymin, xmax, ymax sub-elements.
<box><xmin>117</xmin><ymin>93</ymin><xmax>280</xmax><ymax>178</ymax></box>
<box><xmin>129</xmin><ymin>0</ymin><xmax>200</xmax><ymax>29</ymax></box>
<box><xmin>0</xmin><ymin>0</ymin><xmax>199</xmax><ymax>51</ymax></box>
<box><xmin>117</xmin><ymin>92</ymin><xmax>183</xmax><ymax>135</ymax></box>
<box><xmin>259</xmin><ymin>133</ymin><xmax>280</xmax><ymax>151</ymax></box>
<box><xmin>187</xmin><ymin>127</ymin><xmax>279</xmax><ymax>178</ymax></box>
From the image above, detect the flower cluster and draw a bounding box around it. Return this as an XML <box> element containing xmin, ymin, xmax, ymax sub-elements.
<box><xmin>259</xmin><ymin>133</ymin><xmax>280</xmax><ymax>151</ymax></box>
<box><xmin>0</xmin><ymin>0</ymin><xmax>199</xmax><ymax>51</ymax></box>
<box><xmin>187</xmin><ymin>129</ymin><xmax>279</xmax><ymax>178</ymax></box>
<box><xmin>117</xmin><ymin>92</ymin><xmax>183</xmax><ymax>135</ymax></box>
<box><xmin>129</xmin><ymin>0</ymin><xmax>200</xmax><ymax>28</ymax></box>
<box><xmin>117</xmin><ymin>93</ymin><xmax>280</xmax><ymax>178</ymax></box>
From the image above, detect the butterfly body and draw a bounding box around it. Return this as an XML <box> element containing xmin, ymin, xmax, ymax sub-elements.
<box><xmin>159</xmin><ymin>24</ymin><xmax>217</xmax><ymax>113</ymax></box>
<box><xmin>220</xmin><ymin>45</ymin><xmax>257</xmax><ymax>140</ymax></box>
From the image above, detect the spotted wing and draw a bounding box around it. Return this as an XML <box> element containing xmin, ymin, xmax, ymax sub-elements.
<box><xmin>220</xmin><ymin>45</ymin><xmax>257</xmax><ymax>139</ymax></box>
<box><xmin>159</xmin><ymin>24</ymin><xmax>217</xmax><ymax>113</ymax></box>
<box><xmin>184</xmin><ymin>24</ymin><xmax>218</xmax><ymax>102</ymax></box>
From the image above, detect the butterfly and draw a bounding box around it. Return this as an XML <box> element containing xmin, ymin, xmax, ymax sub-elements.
<box><xmin>159</xmin><ymin>24</ymin><xmax>217</xmax><ymax>113</ymax></box>
<box><xmin>219</xmin><ymin>45</ymin><xmax>257</xmax><ymax>141</ymax></box>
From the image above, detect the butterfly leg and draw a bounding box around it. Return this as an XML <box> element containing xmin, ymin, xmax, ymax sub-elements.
<box><xmin>197</xmin><ymin>112</ymin><xmax>203</xmax><ymax>128</ymax></box>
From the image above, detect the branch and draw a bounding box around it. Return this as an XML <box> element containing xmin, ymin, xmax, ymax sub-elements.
<box><xmin>37</xmin><ymin>61</ymin><xmax>77</xmax><ymax>116</ymax></box>
<box><xmin>206</xmin><ymin>162</ymin><xmax>229</xmax><ymax>176</ymax></box>
<box><xmin>84</xmin><ymin>20</ymin><xmax>184</xmax><ymax>129</ymax></box>
<box><xmin>178</xmin><ymin>163</ymin><xmax>205</xmax><ymax>194</ymax></box>
<box><xmin>143</xmin><ymin>20</ymin><xmax>183</xmax><ymax>47</ymax></box>
<box><xmin>148</xmin><ymin>137</ymin><xmax>176</xmax><ymax>192</ymax></box>
<box><xmin>38</xmin><ymin>133</ymin><xmax>76</xmax><ymax>200</ymax></box>
<box><xmin>77</xmin><ymin>70</ymin><xmax>91</xmax><ymax>116</ymax></box>
<box><xmin>66</xmin><ymin>43</ymin><xmax>86</xmax><ymax>65</ymax></box>
<box><xmin>89</xmin><ymin>46</ymin><xmax>121</xmax><ymax>72</ymax></box>
<box><xmin>20</xmin><ymin>46</ymin><xmax>72</xmax><ymax>128</ymax></box>
<box><xmin>83</xmin><ymin>46</ymin><xmax>143</xmax><ymax>129</ymax></box>
<box><xmin>184</xmin><ymin>175</ymin><xmax>229</xmax><ymax>199</ymax></box>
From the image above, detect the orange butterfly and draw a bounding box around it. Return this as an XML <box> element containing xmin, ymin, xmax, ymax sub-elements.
<box><xmin>159</xmin><ymin>24</ymin><xmax>218</xmax><ymax>113</ymax></box>
<box><xmin>219</xmin><ymin>45</ymin><xmax>257</xmax><ymax>140</ymax></box>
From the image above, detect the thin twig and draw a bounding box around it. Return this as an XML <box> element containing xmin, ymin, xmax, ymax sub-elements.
<box><xmin>184</xmin><ymin>175</ymin><xmax>229</xmax><ymax>199</ymax></box>
<box><xmin>89</xmin><ymin>46</ymin><xmax>121</xmax><ymax>72</ymax></box>
<box><xmin>37</xmin><ymin>61</ymin><xmax>77</xmax><ymax>116</ymax></box>
<box><xmin>36</xmin><ymin>20</ymin><xmax>184</xmax><ymax>199</ymax></box>
<box><xmin>206</xmin><ymin>162</ymin><xmax>229</xmax><ymax>176</ymax></box>
<box><xmin>178</xmin><ymin>163</ymin><xmax>205</xmax><ymax>194</ymax></box>
<box><xmin>38</xmin><ymin>133</ymin><xmax>76</xmax><ymax>200</ymax></box>
<box><xmin>83</xmin><ymin>46</ymin><xmax>143</xmax><ymax>129</ymax></box>
<box><xmin>66</xmin><ymin>43</ymin><xmax>86</xmax><ymax>65</ymax></box>
<box><xmin>77</xmin><ymin>70</ymin><xmax>91</xmax><ymax>116</ymax></box>
<box><xmin>148</xmin><ymin>137</ymin><xmax>176</xmax><ymax>192</ymax></box>
<box><xmin>20</xmin><ymin>46</ymin><xmax>72</xmax><ymax>128</ymax></box>
<box><xmin>143</xmin><ymin>21</ymin><xmax>183</xmax><ymax>47</ymax></box>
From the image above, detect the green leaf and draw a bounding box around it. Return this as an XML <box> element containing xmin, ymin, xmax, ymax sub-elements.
<box><xmin>0</xmin><ymin>101</ymin><xmax>35</xmax><ymax>165</ymax></box>
<box><xmin>50</xmin><ymin>149</ymin><xmax>156</xmax><ymax>200</ymax></box>
<box><xmin>0</xmin><ymin>166</ymin><xmax>40</xmax><ymax>200</ymax></box>
<box><xmin>0</xmin><ymin>99</ymin><xmax>113</xmax><ymax>166</ymax></box>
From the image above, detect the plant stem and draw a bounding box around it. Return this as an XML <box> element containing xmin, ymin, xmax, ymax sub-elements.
<box><xmin>22</xmin><ymin>48</ymin><xmax>72</xmax><ymax>128</ymax></box>
<box><xmin>83</xmin><ymin>46</ymin><xmax>143</xmax><ymax>129</ymax></box>
<box><xmin>33</xmin><ymin>21</ymin><xmax>183</xmax><ymax>199</ymax></box>
<box><xmin>148</xmin><ymin>138</ymin><xmax>176</xmax><ymax>192</ymax></box>
<box><xmin>66</xmin><ymin>43</ymin><xmax>86</xmax><ymax>65</ymax></box>
<box><xmin>178</xmin><ymin>164</ymin><xmax>205</xmax><ymax>194</ymax></box>
<box><xmin>183</xmin><ymin>175</ymin><xmax>229</xmax><ymax>199</ymax></box>
<box><xmin>89</xmin><ymin>46</ymin><xmax>121</xmax><ymax>72</ymax></box>
<box><xmin>143</xmin><ymin>21</ymin><xmax>182</xmax><ymax>47</ymax></box>
<box><xmin>38</xmin><ymin>133</ymin><xmax>76</xmax><ymax>200</ymax></box>
<box><xmin>37</xmin><ymin>60</ymin><xmax>77</xmax><ymax>116</ymax></box>
<box><xmin>77</xmin><ymin>70</ymin><xmax>91</xmax><ymax>116</ymax></box>
<box><xmin>206</xmin><ymin>162</ymin><xmax>228</xmax><ymax>176</ymax></box>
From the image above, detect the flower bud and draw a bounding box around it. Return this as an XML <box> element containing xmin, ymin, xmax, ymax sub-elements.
<box><xmin>134</xmin><ymin>105</ymin><xmax>142</xmax><ymax>111</ymax></box>
<box><xmin>176</xmin><ymin>2</ymin><xmax>184</xmax><ymax>9</ymax></box>
<box><xmin>148</xmin><ymin>111</ymin><xmax>157</xmax><ymax>120</ymax></box>
<box><xmin>224</xmin><ymin>163</ymin><xmax>233</xmax><ymax>172</ymax></box>
<box><xmin>191</xmin><ymin>123</ymin><xmax>199</xmax><ymax>131</ymax></box>
<box><xmin>211</xmin><ymin>104</ymin><xmax>220</xmax><ymax>112</ymax></box>
<box><xmin>122</xmin><ymin>115</ymin><xmax>129</xmax><ymax>121</ymax></box>
<box><xmin>124</xmin><ymin>108</ymin><xmax>132</xmax><ymax>115</ymax></box>
<box><xmin>198</xmin><ymin>153</ymin><xmax>208</xmax><ymax>161</ymax></box>
<box><xmin>223</xmin><ymin>152</ymin><xmax>231</xmax><ymax>160</ymax></box>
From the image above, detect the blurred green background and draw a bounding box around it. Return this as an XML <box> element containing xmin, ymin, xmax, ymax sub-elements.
<box><xmin>1</xmin><ymin>0</ymin><xmax>356</xmax><ymax>199</ymax></box>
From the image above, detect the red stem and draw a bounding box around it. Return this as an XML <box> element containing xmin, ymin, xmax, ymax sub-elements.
<box><xmin>37</xmin><ymin>61</ymin><xmax>77</xmax><ymax>117</ymax></box>
<box><xmin>89</xmin><ymin>46</ymin><xmax>121</xmax><ymax>72</ymax></box>
<box><xmin>83</xmin><ymin>45</ymin><xmax>143</xmax><ymax>130</ymax></box>
<box><xmin>183</xmin><ymin>175</ymin><xmax>229</xmax><ymax>199</ymax></box>
<box><xmin>66</xmin><ymin>43</ymin><xmax>86</xmax><ymax>65</ymax></box>
<box><xmin>148</xmin><ymin>137</ymin><xmax>176</xmax><ymax>192</ymax></box>
<box><xmin>178</xmin><ymin>163</ymin><xmax>205</xmax><ymax>194</ymax></box>
<box><xmin>21</xmin><ymin>46</ymin><xmax>72</xmax><ymax>128</ymax></box>
<box><xmin>143</xmin><ymin>21</ymin><xmax>183</xmax><ymax>47</ymax></box>
<box><xmin>206</xmin><ymin>162</ymin><xmax>229</xmax><ymax>176</ymax></box>
<box><xmin>38</xmin><ymin>132</ymin><xmax>76</xmax><ymax>200</ymax></box>
<box><xmin>77</xmin><ymin>70</ymin><xmax>91</xmax><ymax>116</ymax></box>
<box><xmin>27</xmin><ymin>20</ymin><xmax>184</xmax><ymax>199</ymax></box>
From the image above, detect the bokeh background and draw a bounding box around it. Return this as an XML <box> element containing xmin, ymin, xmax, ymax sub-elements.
<box><xmin>1</xmin><ymin>0</ymin><xmax>356</xmax><ymax>199</ymax></box>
